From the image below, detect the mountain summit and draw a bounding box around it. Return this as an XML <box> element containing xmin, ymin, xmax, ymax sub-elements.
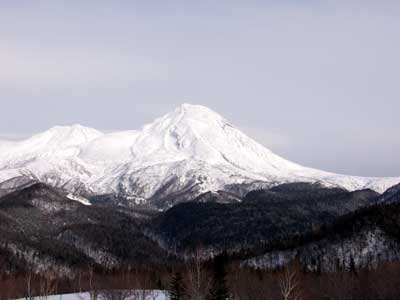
<box><xmin>0</xmin><ymin>104</ymin><xmax>398</xmax><ymax>208</ymax></box>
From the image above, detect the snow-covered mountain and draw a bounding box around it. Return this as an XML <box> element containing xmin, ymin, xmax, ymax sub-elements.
<box><xmin>0</xmin><ymin>104</ymin><xmax>398</xmax><ymax>207</ymax></box>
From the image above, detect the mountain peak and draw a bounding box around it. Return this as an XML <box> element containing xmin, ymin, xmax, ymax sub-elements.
<box><xmin>47</xmin><ymin>124</ymin><xmax>102</xmax><ymax>136</ymax></box>
<box><xmin>43</xmin><ymin>123</ymin><xmax>101</xmax><ymax>138</ymax></box>
<box><xmin>173</xmin><ymin>103</ymin><xmax>225</xmax><ymax>122</ymax></box>
<box><xmin>0</xmin><ymin>104</ymin><xmax>398</xmax><ymax>203</ymax></box>
<box><xmin>177</xmin><ymin>103</ymin><xmax>217</xmax><ymax>112</ymax></box>
<box><xmin>2</xmin><ymin>124</ymin><xmax>104</xmax><ymax>158</ymax></box>
<box><xmin>142</xmin><ymin>103</ymin><xmax>227</xmax><ymax>139</ymax></box>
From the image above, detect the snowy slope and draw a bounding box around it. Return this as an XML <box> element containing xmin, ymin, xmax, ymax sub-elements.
<box><xmin>0</xmin><ymin>104</ymin><xmax>398</xmax><ymax>207</ymax></box>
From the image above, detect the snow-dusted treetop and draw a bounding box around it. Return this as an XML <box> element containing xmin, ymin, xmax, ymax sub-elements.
<box><xmin>0</xmin><ymin>104</ymin><xmax>398</xmax><ymax>203</ymax></box>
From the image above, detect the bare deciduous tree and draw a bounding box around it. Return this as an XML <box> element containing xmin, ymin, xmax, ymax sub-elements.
<box><xmin>185</xmin><ymin>249</ymin><xmax>211</xmax><ymax>300</ymax></box>
<box><xmin>25</xmin><ymin>271</ymin><xmax>36</xmax><ymax>300</ymax></box>
<box><xmin>38</xmin><ymin>272</ymin><xmax>57</xmax><ymax>300</ymax></box>
<box><xmin>279</xmin><ymin>264</ymin><xmax>302</xmax><ymax>300</ymax></box>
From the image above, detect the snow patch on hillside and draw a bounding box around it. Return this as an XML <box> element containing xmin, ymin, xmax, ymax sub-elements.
<box><xmin>67</xmin><ymin>193</ymin><xmax>92</xmax><ymax>206</ymax></box>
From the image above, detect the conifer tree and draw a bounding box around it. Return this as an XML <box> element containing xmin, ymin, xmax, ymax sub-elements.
<box><xmin>169</xmin><ymin>272</ymin><xmax>186</xmax><ymax>300</ymax></box>
<box><xmin>208</xmin><ymin>253</ymin><xmax>230</xmax><ymax>300</ymax></box>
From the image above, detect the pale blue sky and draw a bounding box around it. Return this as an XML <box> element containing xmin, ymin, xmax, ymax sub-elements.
<box><xmin>1</xmin><ymin>1</ymin><xmax>399</xmax><ymax>176</ymax></box>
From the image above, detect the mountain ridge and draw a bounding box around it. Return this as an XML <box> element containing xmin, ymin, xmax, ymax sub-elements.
<box><xmin>0</xmin><ymin>104</ymin><xmax>398</xmax><ymax>208</ymax></box>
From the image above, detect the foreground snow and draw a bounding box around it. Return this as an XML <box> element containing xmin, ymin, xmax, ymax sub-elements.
<box><xmin>0</xmin><ymin>104</ymin><xmax>398</xmax><ymax>206</ymax></box>
<box><xmin>17</xmin><ymin>290</ymin><xmax>166</xmax><ymax>300</ymax></box>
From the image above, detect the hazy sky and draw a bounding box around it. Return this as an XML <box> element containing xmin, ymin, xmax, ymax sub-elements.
<box><xmin>1</xmin><ymin>1</ymin><xmax>399</xmax><ymax>177</ymax></box>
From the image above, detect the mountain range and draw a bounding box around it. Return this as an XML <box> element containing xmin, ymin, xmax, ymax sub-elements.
<box><xmin>1</xmin><ymin>105</ymin><xmax>400</xmax><ymax>281</ymax></box>
<box><xmin>0</xmin><ymin>103</ymin><xmax>398</xmax><ymax>209</ymax></box>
